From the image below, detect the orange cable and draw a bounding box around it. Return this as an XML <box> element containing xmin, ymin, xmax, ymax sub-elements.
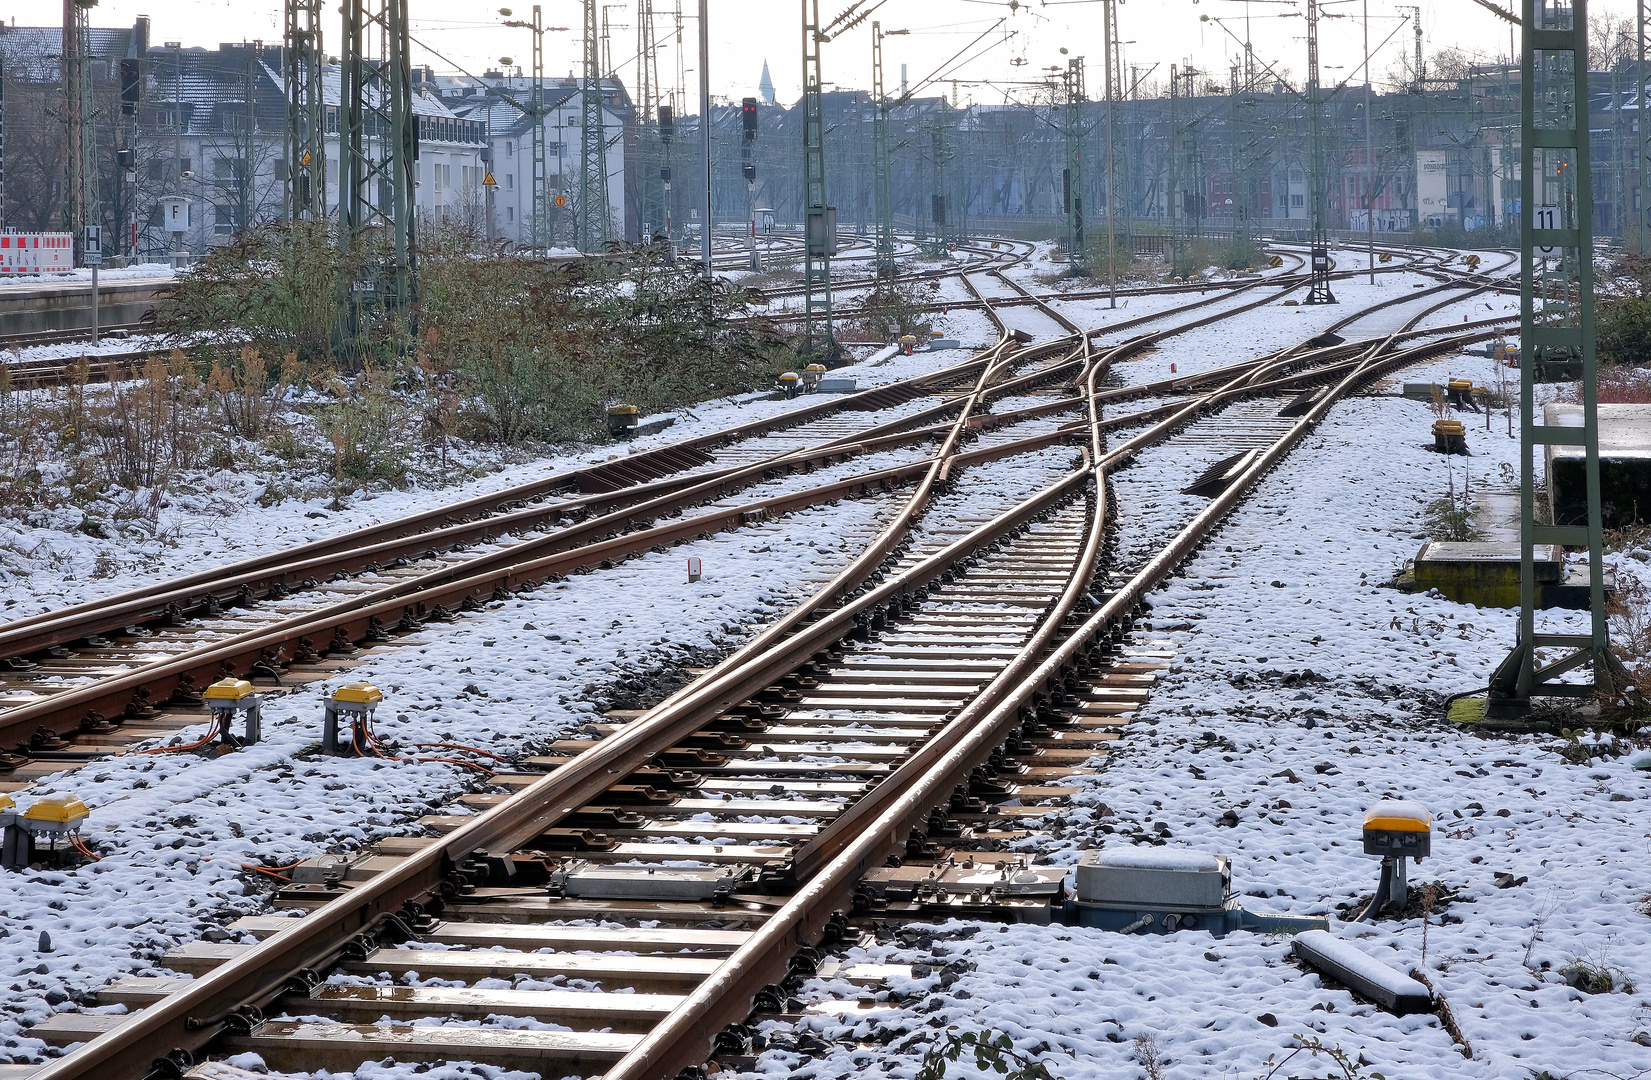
<box><xmin>414</xmin><ymin>742</ymin><xmax>511</xmax><ymax>763</ymax></box>
<box><xmin>137</xmin><ymin>717</ymin><xmax>221</xmax><ymax>754</ymax></box>
<box><xmin>240</xmin><ymin>864</ymin><xmax>292</xmax><ymax>881</ymax></box>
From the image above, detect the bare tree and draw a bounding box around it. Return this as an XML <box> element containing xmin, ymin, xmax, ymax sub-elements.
<box><xmin>1591</xmin><ymin>10</ymin><xmax>1636</xmax><ymax>73</ymax></box>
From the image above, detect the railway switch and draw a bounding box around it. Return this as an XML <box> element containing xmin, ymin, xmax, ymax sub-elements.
<box><xmin>1355</xmin><ymin>800</ymin><xmax>1430</xmax><ymax>921</ymax></box>
<box><xmin>3</xmin><ymin>795</ymin><xmax>89</xmax><ymax>869</ymax></box>
<box><xmin>779</xmin><ymin>371</ymin><xmax>800</xmax><ymax>399</ymax></box>
<box><xmin>202</xmin><ymin>678</ymin><xmax>263</xmax><ymax>749</ymax></box>
<box><xmin>322</xmin><ymin>682</ymin><xmax>384</xmax><ymax>756</ymax></box>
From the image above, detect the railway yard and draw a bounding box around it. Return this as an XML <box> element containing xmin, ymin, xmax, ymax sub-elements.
<box><xmin>0</xmin><ymin>236</ymin><xmax>1646</xmax><ymax>1080</ymax></box>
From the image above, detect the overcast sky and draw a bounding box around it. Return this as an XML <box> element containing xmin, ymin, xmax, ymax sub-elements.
<box><xmin>57</xmin><ymin>0</ymin><xmax>1638</xmax><ymax>106</ymax></box>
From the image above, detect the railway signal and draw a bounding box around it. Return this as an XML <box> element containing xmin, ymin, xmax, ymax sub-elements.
<box><xmin>742</xmin><ymin>96</ymin><xmax>759</xmax><ymax>269</ymax></box>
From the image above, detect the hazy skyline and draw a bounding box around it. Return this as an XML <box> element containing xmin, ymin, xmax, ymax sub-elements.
<box><xmin>50</xmin><ymin>0</ymin><xmax>1633</xmax><ymax>106</ymax></box>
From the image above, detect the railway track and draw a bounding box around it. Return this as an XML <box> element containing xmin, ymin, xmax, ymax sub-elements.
<box><xmin>0</xmin><ymin>244</ymin><xmax>1520</xmax><ymax>1080</ymax></box>
<box><xmin>0</xmin><ymin>247</ymin><xmax>1509</xmax><ymax>767</ymax></box>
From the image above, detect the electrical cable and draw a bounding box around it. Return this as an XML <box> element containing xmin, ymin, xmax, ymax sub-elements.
<box><xmin>415</xmin><ymin>742</ymin><xmax>512</xmax><ymax>763</ymax></box>
<box><xmin>137</xmin><ymin>717</ymin><xmax>221</xmax><ymax>754</ymax></box>
<box><xmin>1353</xmin><ymin>857</ymin><xmax>1394</xmax><ymax>922</ymax></box>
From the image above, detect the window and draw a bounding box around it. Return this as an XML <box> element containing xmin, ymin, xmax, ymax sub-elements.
<box><xmin>506</xmin><ymin>206</ymin><xmax>515</xmax><ymax>222</ymax></box>
<box><xmin>506</xmin><ymin>140</ymin><xmax>514</xmax><ymax>157</ymax></box>
<box><xmin>506</xmin><ymin>173</ymin><xmax>514</xmax><ymax>190</ymax></box>
<box><xmin>1291</xmin><ymin>193</ymin><xmax>1304</xmax><ymax>207</ymax></box>
<box><xmin>179</xmin><ymin>157</ymin><xmax>192</xmax><ymax>176</ymax></box>
<box><xmin>214</xmin><ymin>203</ymin><xmax>240</xmax><ymax>234</ymax></box>
<box><xmin>147</xmin><ymin>160</ymin><xmax>165</xmax><ymax>184</ymax></box>
<box><xmin>1289</xmin><ymin>169</ymin><xmax>1304</xmax><ymax>184</ymax></box>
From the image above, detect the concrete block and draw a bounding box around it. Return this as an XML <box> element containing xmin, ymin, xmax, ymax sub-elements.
<box><xmin>815</xmin><ymin>377</ymin><xmax>857</xmax><ymax>393</ymax></box>
<box><xmin>1292</xmin><ymin>930</ymin><xmax>1433</xmax><ymax>1015</ymax></box>
<box><xmin>1545</xmin><ymin>403</ymin><xmax>1651</xmax><ymax>527</ymax></box>
<box><xmin>1413</xmin><ymin>541</ymin><xmax>1559</xmax><ymax>608</ymax></box>
<box><xmin>1412</xmin><ymin>541</ymin><xmax>1602</xmax><ymax>609</ymax></box>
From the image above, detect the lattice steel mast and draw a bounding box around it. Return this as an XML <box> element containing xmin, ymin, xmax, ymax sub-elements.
<box><xmin>284</xmin><ymin>0</ymin><xmax>325</xmax><ymax>220</ymax></box>
<box><xmin>1488</xmin><ymin>0</ymin><xmax>1623</xmax><ymax>709</ymax></box>
<box><xmin>1065</xmin><ymin>56</ymin><xmax>1087</xmax><ymax>273</ymax></box>
<box><xmin>1305</xmin><ymin>0</ymin><xmax>1336</xmax><ymax>304</ymax></box>
<box><xmin>636</xmin><ymin>0</ymin><xmax>659</xmax><ymax>239</ymax></box>
<box><xmin>802</xmin><ymin>0</ymin><xmax>833</xmax><ymax>356</ymax></box>
<box><xmin>1101</xmin><ymin>0</ymin><xmax>1124</xmax><ymax>307</ymax></box>
<box><xmin>872</xmin><ymin>22</ymin><xmax>894</xmax><ymax>279</ymax></box>
<box><xmin>63</xmin><ymin>0</ymin><xmax>97</xmax><ymax>244</ymax></box>
<box><xmin>1640</xmin><ymin>0</ymin><xmax>1650</xmax><ymax>254</ymax></box>
<box><xmin>340</xmin><ymin>0</ymin><xmax>416</xmax><ymax>310</ymax></box>
<box><xmin>530</xmin><ymin>5</ymin><xmax>548</xmax><ymax>252</ymax></box>
<box><xmin>1168</xmin><ymin>63</ymin><xmax>1179</xmax><ymax>258</ymax></box>
<box><xmin>579</xmin><ymin>0</ymin><xmax>609</xmax><ymax>251</ymax></box>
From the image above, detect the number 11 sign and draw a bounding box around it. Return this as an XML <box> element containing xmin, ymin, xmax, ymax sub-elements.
<box><xmin>1533</xmin><ymin>205</ymin><xmax>1559</xmax><ymax>256</ymax></box>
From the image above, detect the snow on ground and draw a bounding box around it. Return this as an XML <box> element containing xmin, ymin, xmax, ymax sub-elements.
<box><xmin>0</xmin><ymin>340</ymin><xmax>988</xmax><ymax>619</ymax></box>
<box><xmin>9</xmin><ymin>256</ymin><xmax>1636</xmax><ymax>1077</ymax></box>
<box><xmin>0</xmin><ymin>492</ymin><xmax>902</xmax><ymax>1062</ymax></box>
<box><xmin>0</xmin><ymin>267</ymin><xmax>176</xmax><ymax>292</ymax></box>
<box><xmin>3</xmin><ymin>333</ymin><xmax>176</xmax><ymax>365</ymax></box>
<box><xmin>728</xmin><ymin>343</ymin><xmax>1651</xmax><ymax>1078</ymax></box>
<box><xmin>1106</xmin><ymin>272</ymin><xmax>1517</xmax><ymax>387</ymax></box>
<box><xmin>0</xmin><ymin>416</ymin><xmax>1083</xmax><ymax>1063</ymax></box>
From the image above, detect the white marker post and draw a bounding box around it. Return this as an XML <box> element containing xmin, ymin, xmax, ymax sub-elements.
<box><xmin>83</xmin><ymin>224</ymin><xmax>103</xmax><ymax>344</ymax></box>
<box><xmin>686</xmin><ymin>557</ymin><xmax>702</xmax><ymax>583</ymax></box>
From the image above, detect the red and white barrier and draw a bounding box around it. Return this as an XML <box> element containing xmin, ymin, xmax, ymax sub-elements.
<box><xmin>0</xmin><ymin>233</ymin><xmax>76</xmax><ymax>274</ymax></box>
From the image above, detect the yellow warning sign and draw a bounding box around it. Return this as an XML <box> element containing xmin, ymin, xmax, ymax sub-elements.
<box><xmin>300</xmin><ymin>151</ymin><xmax>312</xmax><ymax>167</ymax></box>
<box><xmin>1267</xmin><ymin>255</ymin><xmax>1283</xmax><ymax>268</ymax></box>
<box><xmin>483</xmin><ymin>171</ymin><xmax>497</xmax><ymax>187</ymax></box>
<box><xmin>554</xmin><ymin>195</ymin><xmax>567</xmax><ymax>207</ymax></box>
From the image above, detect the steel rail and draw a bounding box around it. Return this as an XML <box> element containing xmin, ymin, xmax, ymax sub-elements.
<box><xmin>601</xmin><ymin>325</ymin><xmax>1502</xmax><ymax>1080</ymax></box>
<box><xmin>19</xmin><ymin>284</ymin><xmax>1071</xmax><ymax>1080</ymax></box>
<box><xmin>0</xmin><ymin>334</ymin><xmax>1086</xmax><ymax>663</ymax></box>
<box><xmin>0</xmin><ymin>346</ymin><xmax>1028</xmax><ymax>645</ymax></box>
<box><xmin>23</xmin><ymin>280</ymin><xmax>1489</xmax><ymax>1080</ymax></box>
<box><xmin>3</xmin><ymin>274</ymin><xmax>1456</xmax><ymax>751</ymax></box>
<box><xmin>0</xmin><ymin>347</ymin><xmax>1085</xmax><ymax>748</ymax></box>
